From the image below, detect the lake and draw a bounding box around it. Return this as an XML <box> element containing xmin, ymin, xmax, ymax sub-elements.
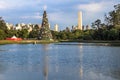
<box><xmin>0</xmin><ymin>42</ymin><xmax>120</xmax><ymax>80</ymax></box>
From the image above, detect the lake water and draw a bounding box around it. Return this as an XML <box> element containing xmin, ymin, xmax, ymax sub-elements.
<box><xmin>0</xmin><ymin>42</ymin><xmax>120</xmax><ymax>80</ymax></box>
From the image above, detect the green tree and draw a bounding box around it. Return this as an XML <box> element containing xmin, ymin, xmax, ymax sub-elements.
<box><xmin>105</xmin><ymin>4</ymin><xmax>120</xmax><ymax>26</ymax></box>
<box><xmin>28</xmin><ymin>30</ymin><xmax>39</xmax><ymax>39</ymax></box>
<box><xmin>61</xmin><ymin>33</ymin><xmax>67</xmax><ymax>40</ymax></box>
<box><xmin>67</xmin><ymin>32</ymin><xmax>74</xmax><ymax>40</ymax></box>
<box><xmin>108</xmin><ymin>28</ymin><xmax>119</xmax><ymax>40</ymax></box>
<box><xmin>0</xmin><ymin>29</ymin><xmax>5</xmax><ymax>40</ymax></box>
<box><xmin>92</xmin><ymin>19</ymin><xmax>102</xmax><ymax>29</ymax></box>
<box><xmin>5</xmin><ymin>30</ymin><xmax>17</xmax><ymax>38</ymax></box>
<box><xmin>83</xmin><ymin>30</ymin><xmax>93</xmax><ymax>40</ymax></box>
<box><xmin>28</xmin><ymin>24</ymin><xmax>40</xmax><ymax>39</ymax></box>
<box><xmin>33</xmin><ymin>24</ymin><xmax>40</xmax><ymax>31</ymax></box>
<box><xmin>0</xmin><ymin>17</ymin><xmax>7</xmax><ymax>30</ymax></box>
<box><xmin>51</xmin><ymin>30</ymin><xmax>59</xmax><ymax>40</ymax></box>
<box><xmin>102</xmin><ymin>29</ymin><xmax>109</xmax><ymax>40</ymax></box>
<box><xmin>0</xmin><ymin>17</ymin><xmax>8</xmax><ymax>39</ymax></box>
<box><xmin>57</xmin><ymin>31</ymin><xmax>67</xmax><ymax>40</ymax></box>
<box><xmin>17</xmin><ymin>29</ymin><xmax>28</xmax><ymax>39</ymax></box>
<box><xmin>72</xmin><ymin>30</ymin><xmax>83</xmax><ymax>39</ymax></box>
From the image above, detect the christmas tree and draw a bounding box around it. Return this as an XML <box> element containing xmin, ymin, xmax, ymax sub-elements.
<box><xmin>38</xmin><ymin>10</ymin><xmax>53</xmax><ymax>40</ymax></box>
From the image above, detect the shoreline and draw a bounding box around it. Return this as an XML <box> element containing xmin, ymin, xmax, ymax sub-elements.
<box><xmin>0</xmin><ymin>40</ymin><xmax>58</xmax><ymax>45</ymax></box>
<box><xmin>59</xmin><ymin>40</ymin><xmax>120</xmax><ymax>46</ymax></box>
<box><xmin>0</xmin><ymin>40</ymin><xmax>120</xmax><ymax>46</ymax></box>
<box><xmin>60</xmin><ymin>40</ymin><xmax>120</xmax><ymax>43</ymax></box>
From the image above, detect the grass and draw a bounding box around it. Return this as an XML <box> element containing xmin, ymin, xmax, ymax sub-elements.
<box><xmin>0</xmin><ymin>40</ymin><xmax>58</xmax><ymax>45</ymax></box>
<box><xmin>0</xmin><ymin>40</ymin><xmax>120</xmax><ymax>46</ymax></box>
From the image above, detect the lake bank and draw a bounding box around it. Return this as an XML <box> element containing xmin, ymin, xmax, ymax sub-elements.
<box><xmin>0</xmin><ymin>40</ymin><xmax>58</xmax><ymax>45</ymax></box>
<box><xmin>60</xmin><ymin>40</ymin><xmax>120</xmax><ymax>46</ymax></box>
<box><xmin>0</xmin><ymin>40</ymin><xmax>120</xmax><ymax>46</ymax></box>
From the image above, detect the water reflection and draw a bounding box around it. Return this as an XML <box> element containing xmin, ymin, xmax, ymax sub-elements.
<box><xmin>0</xmin><ymin>62</ymin><xmax>6</xmax><ymax>74</ymax></box>
<box><xmin>44</xmin><ymin>55</ymin><xmax>48</xmax><ymax>80</ymax></box>
<box><xmin>0</xmin><ymin>43</ymin><xmax>120</xmax><ymax>80</ymax></box>
<box><xmin>79</xmin><ymin>45</ymin><xmax>83</xmax><ymax>79</ymax></box>
<box><xmin>42</xmin><ymin>44</ymin><xmax>49</xmax><ymax>80</ymax></box>
<box><xmin>109</xmin><ymin>69</ymin><xmax>120</xmax><ymax>79</ymax></box>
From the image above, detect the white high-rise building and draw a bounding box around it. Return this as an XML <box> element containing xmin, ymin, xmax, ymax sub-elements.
<box><xmin>15</xmin><ymin>24</ymin><xmax>22</xmax><ymax>30</ymax></box>
<box><xmin>6</xmin><ymin>23</ymin><xmax>14</xmax><ymax>30</ymax></box>
<box><xmin>78</xmin><ymin>11</ymin><xmax>82</xmax><ymax>30</ymax></box>
<box><xmin>54</xmin><ymin>24</ymin><xmax>59</xmax><ymax>32</ymax></box>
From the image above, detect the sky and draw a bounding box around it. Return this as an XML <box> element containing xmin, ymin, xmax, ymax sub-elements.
<box><xmin>0</xmin><ymin>0</ymin><xmax>119</xmax><ymax>30</ymax></box>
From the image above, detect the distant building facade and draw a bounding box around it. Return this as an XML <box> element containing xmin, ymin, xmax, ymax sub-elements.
<box><xmin>78</xmin><ymin>11</ymin><xmax>82</xmax><ymax>30</ymax></box>
<box><xmin>54</xmin><ymin>24</ymin><xmax>59</xmax><ymax>32</ymax></box>
<box><xmin>6</xmin><ymin>23</ymin><xmax>14</xmax><ymax>30</ymax></box>
<box><xmin>6</xmin><ymin>22</ymin><xmax>41</xmax><ymax>32</ymax></box>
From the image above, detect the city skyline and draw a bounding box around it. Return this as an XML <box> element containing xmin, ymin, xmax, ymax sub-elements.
<box><xmin>0</xmin><ymin>0</ymin><xmax>119</xmax><ymax>30</ymax></box>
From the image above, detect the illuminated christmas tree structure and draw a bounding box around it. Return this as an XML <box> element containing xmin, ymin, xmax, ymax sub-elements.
<box><xmin>38</xmin><ymin>10</ymin><xmax>53</xmax><ymax>40</ymax></box>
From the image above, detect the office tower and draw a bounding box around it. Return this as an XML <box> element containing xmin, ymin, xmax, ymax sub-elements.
<box><xmin>54</xmin><ymin>24</ymin><xmax>58</xmax><ymax>32</ymax></box>
<box><xmin>78</xmin><ymin>11</ymin><xmax>82</xmax><ymax>30</ymax></box>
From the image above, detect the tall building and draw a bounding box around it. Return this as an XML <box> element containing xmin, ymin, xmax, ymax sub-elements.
<box><xmin>54</xmin><ymin>24</ymin><xmax>58</xmax><ymax>32</ymax></box>
<box><xmin>78</xmin><ymin>11</ymin><xmax>82</xmax><ymax>30</ymax></box>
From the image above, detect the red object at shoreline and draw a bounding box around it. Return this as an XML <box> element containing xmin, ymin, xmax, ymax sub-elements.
<box><xmin>6</xmin><ymin>36</ymin><xmax>22</xmax><ymax>41</ymax></box>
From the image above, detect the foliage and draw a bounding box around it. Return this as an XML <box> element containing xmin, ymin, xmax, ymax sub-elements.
<box><xmin>108</xmin><ymin>28</ymin><xmax>119</xmax><ymax>40</ymax></box>
<box><xmin>0</xmin><ymin>29</ymin><xmax>5</xmax><ymax>40</ymax></box>
<box><xmin>17</xmin><ymin>29</ymin><xmax>28</xmax><ymax>39</ymax></box>
<box><xmin>51</xmin><ymin>30</ymin><xmax>59</xmax><ymax>40</ymax></box>
<box><xmin>0</xmin><ymin>17</ymin><xmax>7</xmax><ymax>39</ymax></box>
<box><xmin>28</xmin><ymin>30</ymin><xmax>39</xmax><ymax>38</ymax></box>
<box><xmin>5</xmin><ymin>30</ymin><xmax>17</xmax><ymax>38</ymax></box>
<box><xmin>0</xmin><ymin>17</ymin><xmax>7</xmax><ymax>30</ymax></box>
<box><xmin>105</xmin><ymin>4</ymin><xmax>120</xmax><ymax>25</ymax></box>
<box><xmin>93</xmin><ymin>19</ymin><xmax>101</xmax><ymax>29</ymax></box>
<box><xmin>83</xmin><ymin>30</ymin><xmax>93</xmax><ymax>40</ymax></box>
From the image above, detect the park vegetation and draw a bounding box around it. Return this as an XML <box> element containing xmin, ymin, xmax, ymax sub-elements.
<box><xmin>0</xmin><ymin>4</ymin><xmax>120</xmax><ymax>41</ymax></box>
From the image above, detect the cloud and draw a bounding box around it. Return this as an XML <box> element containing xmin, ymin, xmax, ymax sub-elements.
<box><xmin>20</xmin><ymin>12</ymin><xmax>42</xmax><ymax>19</ymax></box>
<box><xmin>0</xmin><ymin>1</ymin><xmax>9</xmax><ymax>9</ymax></box>
<box><xmin>78</xmin><ymin>3</ymin><xmax>102</xmax><ymax>12</ymax></box>
<box><xmin>0</xmin><ymin>0</ymin><xmax>41</xmax><ymax>10</ymax></box>
<box><xmin>48</xmin><ymin>11</ymin><xmax>77</xmax><ymax>29</ymax></box>
<box><xmin>49</xmin><ymin>12</ymin><xmax>64</xmax><ymax>23</ymax></box>
<box><xmin>77</xmin><ymin>1</ymin><xmax>115</xmax><ymax>13</ymax></box>
<box><xmin>38</xmin><ymin>0</ymin><xmax>73</xmax><ymax>4</ymax></box>
<box><xmin>77</xmin><ymin>1</ymin><xmax>116</xmax><ymax>25</ymax></box>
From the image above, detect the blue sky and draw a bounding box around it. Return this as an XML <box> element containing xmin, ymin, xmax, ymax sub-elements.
<box><xmin>0</xmin><ymin>0</ymin><xmax>119</xmax><ymax>30</ymax></box>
